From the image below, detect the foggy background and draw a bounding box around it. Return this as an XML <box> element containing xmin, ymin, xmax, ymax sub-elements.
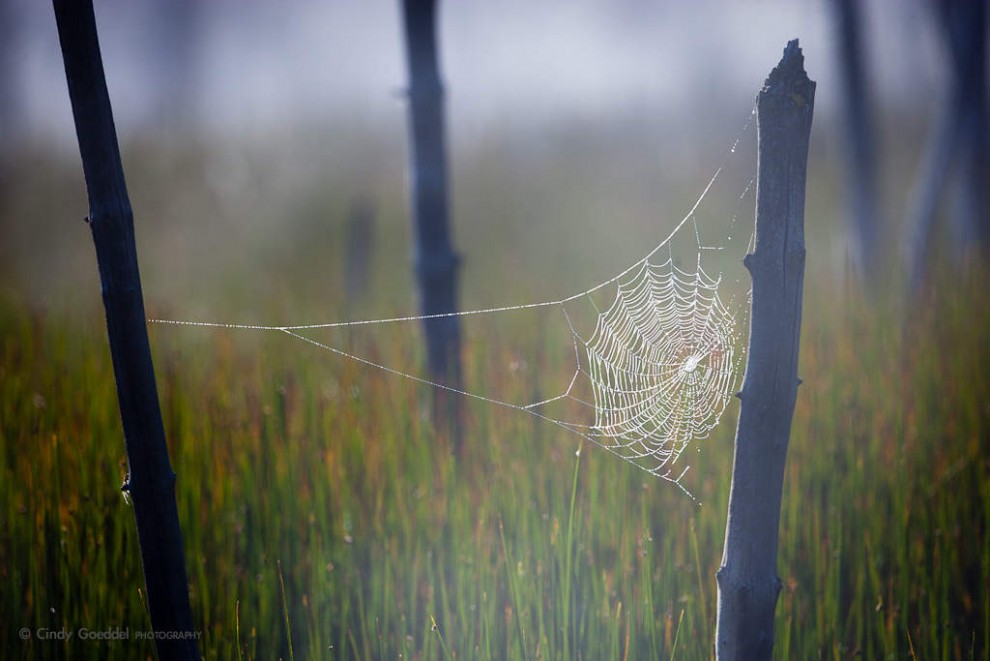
<box><xmin>0</xmin><ymin>0</ymin><xmax>955</xmax><ymax>318</ymax></box>
<box><xmin>4</xmin><ymin>0</ymin><xmax>943</xmax><ymax>144</ymax></box>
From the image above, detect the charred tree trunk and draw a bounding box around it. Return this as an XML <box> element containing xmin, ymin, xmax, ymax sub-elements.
<box><xmin>0</xmin><ymin>0</ymin><xmax>15</xmax><ymax>153</ymax></box>
<box><xmin>152</xmin><ymin>0</ymin><xmax>200</xmax><ymax>133</ymax></box>
<box><xmin>53</xmin><ymin>2</ymin><xmax>200</xmax><ymax>658</ymax></box>
<box><xmin>715</xmin><ymin>40</ymin><xmax>815</xmax><ymax>661</ymax></box>
<box><xmin>907</xmin><ymin>0</ymin><xmax>989</xmax><ymax>292</ymax></box>
<box><xmin>400</xmin><ymin>0</ymin><xmax>463</xmax><ymax>444</ymax></box>
<box><xmin>832</xmin><ymin>0</ymin><xmax>882</xmax><ymax>283</ymax></box>
<box><xmin>0</xmin><ymin>0</ymin><xmax>14</xmax><ymax>223</ymax></box>
<box><xmin>343</xmin><ymin>198</ymin><xmax>375</xmax><ymax>310</ymax></box>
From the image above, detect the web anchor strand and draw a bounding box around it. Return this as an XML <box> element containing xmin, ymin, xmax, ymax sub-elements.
<box><xmin>149</xmin><ymin>110</ymin><xmax>757</xmax><ymax>494</ymax></box>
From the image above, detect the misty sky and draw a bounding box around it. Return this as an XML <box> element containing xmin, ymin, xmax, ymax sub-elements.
<box><xmin>6</xmin><ymin>0</ymin><xmax>946</xmax><ymax>149</ymax></box>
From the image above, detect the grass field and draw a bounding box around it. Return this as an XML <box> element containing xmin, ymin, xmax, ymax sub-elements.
<box><xmin>2</xmin><ymin>124</ymin><xmax>989</xmax><ymax>659</ymax></box>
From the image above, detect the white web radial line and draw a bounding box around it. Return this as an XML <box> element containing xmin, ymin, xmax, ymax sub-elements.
<box><xmin>148</xmin><ymin>109</ymin><xmax>756</xmax><ymax>491</ymax></box>
<box><xmin>148</xmin><ymin>147</ymin><xmax>731</xmax><ymax>335</ymax></box>
<box><xmin>278</xmin><ymin>325</ymin><xmax>693</xmax><ymax>494</ymax></box>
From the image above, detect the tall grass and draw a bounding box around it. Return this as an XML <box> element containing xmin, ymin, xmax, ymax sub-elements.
<box><xmin>2</xmin><ymin>258</ymin><xmax>988</xmax><ymax>659</ymax></box>
<box><xmin>2</xmin><ymin>122</ymin><xmax>988</xmax><ymax>658</ymax></box>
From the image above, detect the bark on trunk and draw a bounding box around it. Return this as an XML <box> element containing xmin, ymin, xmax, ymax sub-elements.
<box><xmin>715</xmin><ymin>40</ymin><xmax>815</xmax><ymax>661</ymax></box>
<box><xmin>53</xmin><ymin>2</ymin><xmax>200</xmax><ymax>658</ymax></box>
<box><xmin>400</xmin><ymin>0</ymin><xmax>464</xmax><ymax>444</ymax></box>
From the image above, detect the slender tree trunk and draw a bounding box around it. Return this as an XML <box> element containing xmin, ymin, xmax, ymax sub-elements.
<box><xmin>53</xmin><ymin>2</ymin><xmax>200</xmax><ymax>658</ymax></box>
<box><xmin>343</xmin><ymin>198</ymin><xmax>376</xmax><ymax>310</ymax></box>
<box><xmin>400</xmin><ymin>0</ymin><xmax>463</xmax><ymax>443</ymax></box>
<box><xmin>715</xmin><ymin>40</ymin><xmax>815</xmax><ymax>661</ymax></box>
<box><xmin>907</xmin><ymin>0</ymin><xmax>989</xmax><ymax>292</ymax></box>
<box><xmin>948</xmin><ymin>0</ymin><xmax>988</xmax><ymax>253</ymax></box>
<box><xmin>906</xmin><ymin>98</ymin><xmax>959</xmax><ymax>293</ymax></box>
<box><xmin>153</xmin><ymin>0</ymin><xmax>200</xmax><ymax>133</ymax></box>
<box><xmin>0</xmin><ymin>0</ymin><xmax>15</xmax><ymax>150</ymax></box>
<box><xmin>0</xmin><ymin>0</ymin><xmax>13</xmax><ymax>219</ymax></box>
<box><xmin>832</xmin><ymin>0</ymin><xmax>881</xmax><ymax>283</ymax></box>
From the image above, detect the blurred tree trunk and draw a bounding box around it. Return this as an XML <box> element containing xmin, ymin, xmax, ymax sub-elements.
<box><xmin>343</xmin><ymin>197</ymin><xmax>375</xmax><ymax>310</ymax></box>
<box><xmin>908</xmin><ymin>0</ymin><xmax>988</xmax><ymax>292</ymax></box>
<box><xmin>400</xmin><ymin>0</ymin><xmax>464</xmax><ymax>446</ymax></box>
<box><xmin>0</xmin><ymin>0</ymin><xmax>14</xmax><ymax>216</ymax></box>
<box><xmin>0</xmin><ymin>0</ymin><xmax>12</xmax><ymax>121</ymax></box>
<box><xmin>831</xmin><ymin>0</ymin><xmax>882</xmax><ymax>284</ymax></box>
<box><xmin>153</xmin><ymin>0</ymin><xmax>200</xmax><ymax>133</ymax></box>
<box><xmin>0</xmin><ymin>0</ymin><xmax>17</xmax><ymax>167</ymax></box>
<box><xmin>52</xmin><ymin>2</ymin><xmax>200</xmax><ymax>658</ymax></box>
<box><xmin>716</xmin><ymin>40</ymin><xmax>815</xmax><ymax>661</ymax></box>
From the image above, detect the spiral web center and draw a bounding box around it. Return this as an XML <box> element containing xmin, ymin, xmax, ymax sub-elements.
<box><xmin>572</xmin><ymin>252</ymin><xmax>743</xmax><ymax>482</ymax></box>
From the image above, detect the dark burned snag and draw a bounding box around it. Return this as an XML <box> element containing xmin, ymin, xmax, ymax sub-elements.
<box><xmin>400</xmin><ymin>0</ymin><xmax>464</xmax><ymax>447</ymax></box>
<box><xmin>831</xmin><ymin>0</ymin><xmax>882</xmax><ymax>285</ymax></box>
<box><xmin>907</xmin><ymin>0</ymin><xmax>989</xmax><ymax>293</ymax></box>
<box><xmin>53</xmin><ymin>1</ymin><xmax>200</xmax><ymax>658</ymax></box>
<box><xmin>715</xmin><ymin>40</ymin><xmax>815</xmax><ymax>661</ymax></box>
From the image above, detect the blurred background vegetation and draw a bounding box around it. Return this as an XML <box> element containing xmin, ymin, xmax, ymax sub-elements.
<box><xmin>1</xmin><ymin>0</ymin><xmax>988</xmax><ymax>658</ymax></box>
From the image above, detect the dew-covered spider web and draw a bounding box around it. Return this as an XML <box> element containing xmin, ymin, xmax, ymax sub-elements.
<box><xmin>152</xmin><ymin>112</ymin><xmax>757</xmax><ymax>494</ymax></box>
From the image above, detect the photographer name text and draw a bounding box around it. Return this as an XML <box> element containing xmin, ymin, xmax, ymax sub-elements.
<box><xmin>20</xmin><ymin>627</ymin><xmax>201</xmax><ymax>642</ymax></box>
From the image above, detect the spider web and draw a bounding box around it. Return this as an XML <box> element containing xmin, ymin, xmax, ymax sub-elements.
<box><xmin>573</xmin><ymin>254</ymin><xmax>740</xmax><ymax>477</ymax></box>
<box><xmin>152</xmin><ymin>114</ymin><xmax>756</xmax><ymax>494</ymax></box>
